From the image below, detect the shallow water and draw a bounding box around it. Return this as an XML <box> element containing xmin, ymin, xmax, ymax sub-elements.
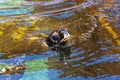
<box><xmin>0</xmin><ymin>0</ymin><xmax>32</xmax><ymax>16</ymax></box>
<box><xmin>0</xmin><ymin>0</ymin><xmax>120</xmax><ymax>80</ymax></box>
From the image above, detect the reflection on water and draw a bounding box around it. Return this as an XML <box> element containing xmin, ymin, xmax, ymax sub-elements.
<box><xmin>0</xmin><ymin>0</ymin><xmax>32</xmax><ymax>16</ymax></box>
<box><xmin>0</xmin><ymin>0</ymin><xmax>24</xmax><ymax>8</ymax></box>
<box><xmin>23</xmin><ymin>0</ymin><xmax>65</xmax><ymax>6</ymax></box>
<box><xmin>0</xmin><ymin>9</ymin><xmax>31</xmax><ymax>16</ymax></box>
<box><xmin>0</xmin><ymin>0</ymin><xmax>120</xmax><ymax>80</ymax></box>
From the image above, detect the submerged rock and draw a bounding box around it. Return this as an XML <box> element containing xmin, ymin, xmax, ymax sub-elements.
<box><xmin>0</xmin><ymin>65</ymin><xmax>26</xmax><ymax>74</ymax></box>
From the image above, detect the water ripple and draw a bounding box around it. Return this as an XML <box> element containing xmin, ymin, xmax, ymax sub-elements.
<box><xmin>85</xmin><ymin>54</ymin><xmax>120</xmax><ymax>66</ymax></box>
<box><xmin>23</xmin><ymin>0</ymin><xmax>66</xmax><ymax>6</ymax></box>
<box><xmin>0</xmin><ymin>8</ymin><xmax>31</xmax><ymax>16</ymax></box>
<box><xmin>31</xmin><ymin>0</ymin><xmax>95</xmax><ymax>16</ymax></box>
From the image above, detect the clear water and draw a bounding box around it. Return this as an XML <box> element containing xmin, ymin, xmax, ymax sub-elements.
<box><xmin>0</xmin><ymin>0</ymin><xmax>120</xmax><ymax>80</ymax></box>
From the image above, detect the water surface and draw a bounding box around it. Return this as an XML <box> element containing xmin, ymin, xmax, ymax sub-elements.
<box><xmin>0</xmin><ymin>0</ymin><xmax>120</xmax><ymax>80</ymax></box>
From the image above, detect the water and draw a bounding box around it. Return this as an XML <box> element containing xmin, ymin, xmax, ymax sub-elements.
<box><xmin>0</xmin><ymin>0</ymin><xmax>24</xmax><ymax>8</ymax></box>
<box><xmin>0</xmin><ymin>0</ymin><xmax>32</xmax><ymax>16</ymax></box>
<box><xmin>0</xmin><ymin>0</ymin><xmax>120</xmax><ymax>80</ymax></box>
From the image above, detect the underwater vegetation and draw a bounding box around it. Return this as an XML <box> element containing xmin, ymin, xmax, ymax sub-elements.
<box><xmin>0</xmin><ymin>17</ymin><xmax>55</xmax><ymax>58</ymax></box>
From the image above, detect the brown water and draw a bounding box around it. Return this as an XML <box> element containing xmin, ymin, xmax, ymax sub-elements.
<box><xmin>0</xmin><ymin>0</ymin><xmax>120</xmax><ymax>80</ymax></box>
